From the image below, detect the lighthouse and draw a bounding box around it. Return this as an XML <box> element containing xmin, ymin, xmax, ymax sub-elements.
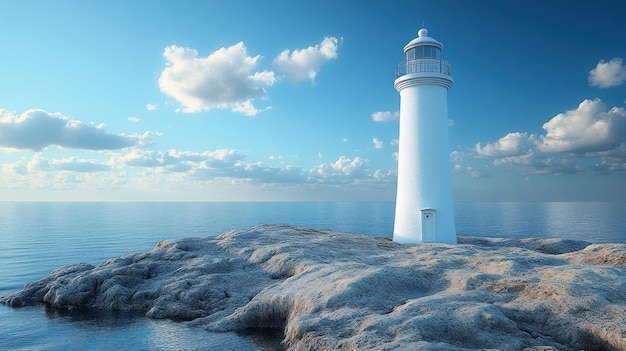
<box><xmin>393</xmin><ymin>28</ymin><xmax>457</xmax><ymax>244</ymax></box>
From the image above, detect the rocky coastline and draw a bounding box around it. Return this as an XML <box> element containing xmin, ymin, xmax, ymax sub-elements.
<box><xmin>2</xmin><ymin>225</ymin><xmax>625</xmax><ymax>350</ymax></box>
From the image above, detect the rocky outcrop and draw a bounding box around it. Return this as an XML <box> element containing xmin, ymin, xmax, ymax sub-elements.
<box><xmin>2</xmin><ymin>225</ymin><xmax>625</xmax><ymax>350</ymax></box>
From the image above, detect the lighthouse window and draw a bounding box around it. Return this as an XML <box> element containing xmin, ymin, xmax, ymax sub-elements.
<box><xmin>408</xmin><ymin>46</ymin><xmax>441</xmax><ymax>60</ymax></box>
<box><xmin>432</xmin><ymin>47</ymin><xmax>441</xmax><ymax>58</ymax></box>
<box><xmin>424</xmin><ymin>47</ymin><xmax>433</xmax><ymax>58</ymax></box>
<box><xmin>414</xmin><ymin>47</ymin><xmax>423</xmax><ymax>59</ymax></box>
<box><xmin>407</xmin><ymin>49</ymin><xmax>415</xmax><ymax>61</ymax></box>
<box><xmin>423</xmin><ymin>46</ymin><xmax>440</xmax><ymax>58</ymax></box>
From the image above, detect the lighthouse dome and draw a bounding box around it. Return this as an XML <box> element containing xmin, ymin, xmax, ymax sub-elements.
<box><xmin>403</xmin><ymin>27</ymin><xmax>443</xmax><ymax>53</ymax></box>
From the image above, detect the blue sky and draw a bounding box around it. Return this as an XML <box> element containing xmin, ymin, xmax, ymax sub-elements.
<box><xmin>1</xmin><ymin>0</ymin><xmax>625</xmax><ymax>201</ymax></box>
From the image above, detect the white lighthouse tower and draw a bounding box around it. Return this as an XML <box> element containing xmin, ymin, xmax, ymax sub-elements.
<box><xmin>393</xmin><ymin>27</ymin><xmax>457</xmax><ymax>244</ymax></box>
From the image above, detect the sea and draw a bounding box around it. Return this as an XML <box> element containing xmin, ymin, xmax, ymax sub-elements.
<box><xmin>1</xmin><ymin>201</ymin><xmax>625</xmax><ymax>351</ymax></box>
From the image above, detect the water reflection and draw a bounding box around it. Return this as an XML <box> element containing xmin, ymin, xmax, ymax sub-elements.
<box><xmin>0</xmin><ymin>305</ymin><xmax>263</xmax><ymax>351</ymax></box>
<box><xmin>148</xmin><ymin>319</ymin><xmax>260</xmax><ymax>351</ymax></box>
<box><xmin>454</xmin><ymin>202</ymin><xmax>626</xmax><ymax>243</ymax></box>
<box><xmin>237</xmin><ymin>328</ymin><xmax>287</xmax><ymax>351</ymax></box>
<box><xmin>44</xmin><ymin>307</ymin><xmax>145</xmax><ymax>329</ymax></box>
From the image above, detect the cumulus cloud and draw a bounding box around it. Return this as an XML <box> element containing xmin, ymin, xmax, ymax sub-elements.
<box><xmin>119</xmin><ymin>150</ymin><xmax>383</xmax><ymax>186</ymax></box>
<box><xmin>222</xmin><ymin>162</ymin><xmax>305</xmax><ymax>184</ymax></box>
<box><xmin>14</xmin><ymin>149</ymin><xmax>382</xmax><ymax>186</ymax></box>
<box><xmin>231</xmin><ymin>99</ymin><xmax>271</xmax><ymax>116</ymax></box>
<box><xmin>493</xmin><ymin>153</ymin><xmax>584</xmax><ymax>176</ymax></box>
<box><xmin>474</xmin><ymin>98</ymin><xmax>626</xmax><ymax>175</ymax></box>
<box><xmin>589</xmin><ymin>58</ymin><xmax>626</xmax><ymax>88</ymax></box>
<box><xmin>274</xmin><ymin>37</ymin><xmax>341</xmax><ymax>83</ymax></box>
<box><xmin>476</xmin><ymin>132</ymin><xmax>537</xmax><ymax>158</ymax></box>
<box><xmin>477</xmin><ymin>99</ymin><xmax>626</xmax><ymax>158</ymax></box>
<box><xmin>27</xmin><ymin>154</ymin><xmax>111</xmax><ymax>172</ymax></box>
<box><xmin>2</xmin><ymin>145</ymin><xmax>397</xmax><ymax>197</ymax></box>
<box><xmin>466</xmin><ymin>166</ymin><xmax>489</xmax><ymax>178</ymax></box>
<box><xmin>122</xmin><ymin>149</ymin><xmax>244</xmax><ymax>172</ymax></box>
<box><xmin>450</xmin><ymin>150</ymin><xmax>464</xmax><ymax>163</ymax></box>
<box><xmin>373</xmin><ymin>138</ymin><xmax>383</xmax><ymax>149</ymax></box>
<box><xmin>1</xmin><ymin>159</ymin><xmax>28</xmax><ymax>175</ymax></box>
<box><xmin>371</xmin><ymin>111</ymin><xmax>399</xmax><ymax>122</ymax></box>
<box><xmin>128</xmin><ymin>116</ymin><xmax>141</xmax><ymax>123</ymax></box>
<box><xmin>146</xmin><ymin>103</ymin><xmax>159</xmax><ymax>111</ymax></box>
<box><xmin>2</xmin><ymin>154</ymin><xmax>111</xmax><ymax>176</ymax></box>
<box><xmin>592</xmin><ymin>158</ymin><xmax>626</xmax><ymax>174</ymax></box>
<box><xmin>538</xmin><ymin>99</ymin><xmax>626</xmax><ymax>155</ymax></box>
<box><xmin>0</xmin><ymin>109</ymin><xmax>150</xmax><ymax>151</ymax></box>
<box><xmin>269</xmin><ymin>155</ymin><xmax>283</xmax><ymax>161</ymax></box>
<box><xmin>158</xmin><ymin>43</ymin><xmax>276</xmax><ymax>115</ymax></box>
<box><xmin>310</xmin><ymin>156</ymin><xmax>369</xmax><ymax>180</ymax></box>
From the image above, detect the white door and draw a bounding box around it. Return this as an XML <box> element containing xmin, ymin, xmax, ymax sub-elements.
<box><xmin>421</xmin><ymin>209</ymin><xmax>436</xmax><ymax>242</ymax></box>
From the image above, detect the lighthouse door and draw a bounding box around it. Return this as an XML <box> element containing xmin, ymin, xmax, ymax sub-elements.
<box><xmin>421</xmin><ymin>209</ymin><xmax>436</xmax><ymax>242</ymax></box>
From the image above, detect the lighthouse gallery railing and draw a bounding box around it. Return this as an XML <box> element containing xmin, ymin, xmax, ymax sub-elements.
<box><xmin>396</xmin><ymin>59</ymin><xmax>451</xmax><ymax>78</ymax></box>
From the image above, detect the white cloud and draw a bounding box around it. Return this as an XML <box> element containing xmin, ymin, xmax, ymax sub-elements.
<box><xmin>231</xmin><ymin>99</ymin><xmax>271</xmax><ymax>116</ymax></box>
<box><xmin>478</xmin><ymin>99</ymin><xmax>626</xmax><ymax>159</ymax></box>
<box><xmin>2</xmin><ymin>159</ymin><xmax>28</xmax><ymax>175</ymax></box>
<box><xmin>0</xmin><ymin>109</ymin><xmax>150</xmax><ymax>151</ymax></box>
<box><xmin>592</xmin><ymin>158</ymin><xmax>626</xmax><ymax>174</ymax></box>
<box><xmin>373</xmin><ymin>138</ymin><xmax>383</xmax><ymax>149</ymax></box>
<box><xmin>128</xmin><ymin>116</ymin><xmax>141</xmax><ymax>123</ymax></box>
<box><xmin>589</xmin><ymin>57</ymin><xmax>626</xmax><ymax>88</ymax></box>
<box><xmin>475</xmin><ymin>132</ymin><xmax>537</xmax><ymax>158</ymax></box>
<box><xmin>330</xmin><ymin>156</ymin><xmax>367</xmax><ymax>176</ymax></box>
<box><xmin>371</xmin><ymin>111</ymin><xmax>399</xmax><ymax>122</ymax></box>
<box><xmin>538</xmin><ymin>99</ymin><xmax>626</xmax><ymax>155</ymax></box>
<box><xmin>309</xmin><ymin>155</ymin><xmax>369</xmax><ymax>181</ymax></box>
<box><xmin>1</xmin><ymin>146</ymin><xmax>398</xmax><ymax>198</ymax></box>
<box><xmin>121</xmin><ymin>149</ymin><xmax>244</xmax><ymax>171</ymax></box>
<box><xmin>2</xmin><ymin>154</ymin><xmax>112</xmax><ymax>175</ymax></box>
<box><xmin>491</xmin><ymin>152</ymin><xmax>535</xmax><ymax>167</ymax></box>
<box><xmin>450</xmin><ymin>150</ymin><xmax>464</xmax><ymax>163</ymax></box>
<box><xmin>27</xmin><ymin>154</ymin><xmax>112</xmax><ymax>173</ymax></box>
<box><xmin>158</xmin><ymin>43</ymin><xmax>276</xmax><ymax>114</ymax></box>
<box><xmin>499</xmin><ymin>154</ymin><xmax>584</xmax><ymax>175</ymax></box>
<box><xmin>273</xmin><ymin>36</ymin><xmax>341</xmax><ymax>83</ymax></box>
<box><xmin>226</xmin><ymin>162</ymin><xmax>305</xmax><ymax>184</ymax></box>
<box><xmin>269</xmin><ymin>155</ymin><xmax>282</xmax><ymax>161</ymax></box>
<box><xmin>146</xmin><ymin>103</ymin><xmax>159</xmax><ymax>111</ymax></box>
<box><xmin>372</xmin><ymin>169</ymin><xmax>395</xmax><ymax>182</ymax></box>
<box><xmin>120</xmin><ymin>151</ymin><xmax>382</xmax><ymax>186</ymax></box>
<box><xmin>466</xmin><ymin>166</ymin><xmax>489</xmax><ymax>178</ymax></box>
<box><xmin>474</xmin><ymin>99</ymin><xmax>626</xmax><ymax>175</ymax></box>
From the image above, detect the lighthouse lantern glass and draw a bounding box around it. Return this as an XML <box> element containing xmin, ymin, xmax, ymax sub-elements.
<box><xmin>407</xmin><ymin>49</ymin><xmax>415</xmax><ymax>60</ymax></box>
<box><xmin>407</xmin><ymin>46</ymin><xmax>441</xmax><ymax>61</ymax></box>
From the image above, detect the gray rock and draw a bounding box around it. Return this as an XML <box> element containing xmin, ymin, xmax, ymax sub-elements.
<box><xmin>2</xmin><ymin>225</ymin><xmax>625</xmax><ymax>350</ymax></box>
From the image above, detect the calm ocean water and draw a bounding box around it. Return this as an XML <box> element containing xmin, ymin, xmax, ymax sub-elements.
<box><xmin>1</xmin><ymin>201</ymin><xmax>625</xmax><ymax>350</ymax></box>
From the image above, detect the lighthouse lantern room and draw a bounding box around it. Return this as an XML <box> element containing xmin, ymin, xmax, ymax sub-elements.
<box><xmin>393</xmin><ymin>28</ymin><xmax>457</xmax><ymax>244</ymax></box>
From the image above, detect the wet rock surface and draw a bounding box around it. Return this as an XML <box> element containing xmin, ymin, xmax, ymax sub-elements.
<box><xmin>3</xmin><ymin>225</ymin><xmax>625</xmax><ymax>350</ymax></box>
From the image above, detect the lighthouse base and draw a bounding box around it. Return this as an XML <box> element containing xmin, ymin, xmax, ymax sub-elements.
<box><xmin>393</xmin><ymin>205</ymin><xmax>457</xmax><ymax>245</ymax></box>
